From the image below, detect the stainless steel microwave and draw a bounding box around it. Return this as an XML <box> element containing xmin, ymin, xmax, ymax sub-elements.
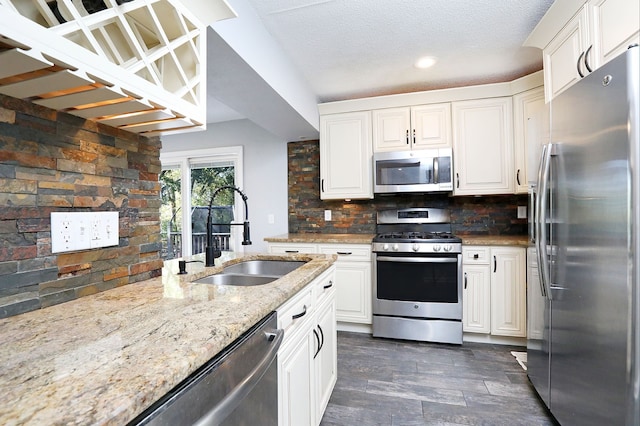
<box><xmin>373</xmin><ymin>148</ymin><xmax>453</xmax><ymax>194</ymax></box>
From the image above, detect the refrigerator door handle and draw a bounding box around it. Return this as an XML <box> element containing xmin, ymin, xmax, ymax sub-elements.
<box><xmin>535</xmin><ymin>143</ymin><xmax>554</xmax><ymax>299</ymax></box>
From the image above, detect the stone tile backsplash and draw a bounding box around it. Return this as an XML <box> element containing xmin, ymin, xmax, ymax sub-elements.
<box><xmin>288</xmin><ymin>140</ymin><xmax>528</xmax><ymax>235</ymax></box>
<box><xmin>0</xmin><ymin>94</ymin><xmax>162</xmax><ymax>318</ymax></box>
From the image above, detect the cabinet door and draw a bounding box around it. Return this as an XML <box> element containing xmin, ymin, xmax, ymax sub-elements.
<box><xmin>315</xmin><ymin>297</ymin><xmax>337</xmax><ymax>423</ymax></box>
<box><xmin>333</xmin><ymin>261</ymin><xmax>372</xmax><ymax>324</ymax></box>
<box><xmin>462</xmin><ymin>264</ymin><xmax>491</xmax><ymax>334</ymax></box>
<box><xmin>452</xmin><ymin>97</ymin><xmax>514</xmax><ymax>195</ymax></box>
<box><xmin>411</xmin><ymin>103</ymin><xmax>452</xmax><ymax>149</ymax></box>
<box><xmin>543</xmin><ymin>7</ymin><xmax>590</xmax><ymax>101</ymax></box>
<box><xmin>372</xmin><ymin>107</ymin><xmax>411</xmax><ymax>152</ymax></box>
<box><xmin>279</xmin><ymin>330</ymin><xmax>316</xmax><ymax>426</ymax></box>
<box><xmin>490</xmin><ymin>247</ymin><xmax>526</xmax><ymax>337</ymax></box>
<box><xmin>588</xmin><ymin>0</ymin><xmax>640</xmax><ymax>67</ymax></box>
<box><xmin>320</xmin><ymin>111</ymin><xmax>373</xmax><ymax>200</ymax></box>
<box><xmin>513</xmin><ymin>87</ymin><xmax>549</xmax><ymax>193</ymax></box>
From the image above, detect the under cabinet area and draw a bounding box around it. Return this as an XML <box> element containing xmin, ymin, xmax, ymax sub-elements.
<box><xmin>277</xmin><ymin>267</ymin><xmax>337</xmax><ymax>426</ymax></box>
<box><xmin>372</xmin><ymin>103</ymin><xmax>452</xmax><ymax>152</ymax></box>
<box><xmin>269</xmin><ymin>241</ymin><xmax>373</xmax><ymax>326</ymax></box>
<box><xmin>462</xmin><ymin>246</ymin><xmax>526</xmax><ymax>338</ymax></box>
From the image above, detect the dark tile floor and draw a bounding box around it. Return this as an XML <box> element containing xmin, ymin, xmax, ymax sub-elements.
<box><xmin>320</xmin><ymin>331</ymin><xmax>558</xmax><ymax>426</ymax></box>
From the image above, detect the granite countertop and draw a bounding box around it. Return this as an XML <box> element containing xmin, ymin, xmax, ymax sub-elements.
<box><xmin>0</xmin><ymin>252</ymin><xmax>335</xmax><ymax>426</ymax></box>
<box><xmin>459</xmin><ymin>235</ymin><xmax>530</xmax><ymax>247</ymax></box>
<box><xmin>265</xmin><ymin>233</ymin><xmax>375</xmax><ymax>244</ymax></box>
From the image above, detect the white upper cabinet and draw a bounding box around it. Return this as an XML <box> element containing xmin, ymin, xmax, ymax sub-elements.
<box><xmin>588</xmin><ymin>0</ymin><xmax>640</xmax><ymax>66</ymax></box>
<box><xmin>528</xmin><ymin>0</ymin><xmax>639</xmax><ymax>102</ymax></box>
<box><xmin>372</xmin><ymin>103</ymin><xmax>452</xmax><ymax>152</ymax></box>
<box><xmin>452</xmin><ymin>97</ymin><xmax>514</xmax><ymax>196</ymax></box>
<box><xmin>320</xmin><ymin>111</ymin><xmax>373</xmax><ymax>200</ymax></box>
<box><xmin>542</xmin><ymin>6</ymin><xmax>590</xmax><ymax>102</ymax></box>
<box><xmin>513</xmin><ymin>87</ymin><xmax>549</xmax><ymax>193</ymax></box>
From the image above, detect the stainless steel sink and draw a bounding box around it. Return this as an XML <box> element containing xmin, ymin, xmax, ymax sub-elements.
<box><xmin>194</xmin><ymin>274</ymin><xmax>278</xmax><ymax>286</ymax></box>
<box><xmin>194</xmin><ymin>260</ymin><xmax>306</xmax><ymax>286</ymax></box>
<box><xmin>222</xmin><ymin>260</ymin><xmax>305</xmax><ymax>277</ymax></box>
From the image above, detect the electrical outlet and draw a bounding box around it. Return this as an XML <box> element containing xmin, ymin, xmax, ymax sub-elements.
<box><xmin>517</xmin><ymin>206</ymin><xmax>527</xmax><ymax>219</ymax></box>
<box><xmin>267</xmin><ymin>214</ymin><xmax>275</xmax><ymax>224</ymax></box>
<box><xmin>52</xmin><ymin>212</ymin><xmax>119</xmax><ymax>253</ymax></box>
<box><xmin>324</xmin><ymin>210</ymin><xmax>332</xmax><ymax>221</ymax></box>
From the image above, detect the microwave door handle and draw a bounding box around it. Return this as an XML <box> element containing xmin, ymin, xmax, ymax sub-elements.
<box><xmin>433</xmin><ymin>157</ymin><xmax>439</xmax><ymax>184</ymax></box>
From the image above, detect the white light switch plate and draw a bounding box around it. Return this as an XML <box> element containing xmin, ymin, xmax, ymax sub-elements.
<box><xmin>324</xmin><ymin>210</ymin><xmax>332</xmax><ymax>221</ymax></box>
<box><xmin>517</xmin><ymin>206</ymin><xmax>527</xmax><ymax>219</ymax></box>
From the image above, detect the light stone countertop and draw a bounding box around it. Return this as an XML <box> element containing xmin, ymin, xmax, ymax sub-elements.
<box><xmin>458</xmin><ymin>235</ymin><xmax>530</xmax><ymax>247</ymax></box>
<box><xmin>264</xmin><ymin>233</ymin><xmax>374</xmax><ymax>244</ymax></box>
<box><xmin>0</xmin><ymin>251</ymin><xmax>335</xmax><ymax>426</ymax></box>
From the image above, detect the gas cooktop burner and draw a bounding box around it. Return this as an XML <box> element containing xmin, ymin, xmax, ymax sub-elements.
<box><xmin>376</xmin><ymin>231</ymin><xmax>457</xmax><ymax>241</ymax></box>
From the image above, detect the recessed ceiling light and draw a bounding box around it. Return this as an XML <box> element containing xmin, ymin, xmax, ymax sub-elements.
<box><xmin>414</xmin><ymin>56</ymin><xmax>437</xmax><ymax>69</ymax></box>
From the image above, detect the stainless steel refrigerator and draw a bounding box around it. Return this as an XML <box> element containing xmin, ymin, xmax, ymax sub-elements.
<box><xmin>529</xmin><ymin>45</ymin><xmax>639</xmax><ymax>425</ymax></box>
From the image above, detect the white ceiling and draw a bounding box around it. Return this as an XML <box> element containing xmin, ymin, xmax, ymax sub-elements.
<box><xmin>205</xmin><ymin>0</ymin><xmax>554</xmax><ymax>140</ymax></box>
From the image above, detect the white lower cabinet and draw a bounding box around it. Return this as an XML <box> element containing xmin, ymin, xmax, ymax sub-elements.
<box><xmin>462</xmin><ymin>246</ymin><xmax>526</xmax><ymax>337</ymax></box>
<box><xmin>269</xmin><ymin>242</ymin><xmax>372</xmax><ymax>325</ymax></box>
<box><xmin>277</xmin><ymin>267</ymin><xmax>337</xmax><ymax>426</ymax></box>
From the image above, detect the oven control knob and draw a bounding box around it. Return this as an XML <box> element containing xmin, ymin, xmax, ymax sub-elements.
<box><xmin>412</xmin><ymin>243</ymin><xmax>420</xmax><ymax>252</ymax></box>
<box><xmin>383</xmin><ymin>243</ymin><xmax>389</xmax><ymax>251</ymax></box>
<box><xmin>392</xmin><ymin>244</ymin><xmax>399</xmax><ymax>251</ymax></box>
<box><xmin>433</xmin><ymin>244</ymin><xmax>441</xmax><ymax>252</ymax></box>
<box><xmin>443</xmin><ymin>245</ymin><xmax>451</xmax><ymax>252</ymax></box>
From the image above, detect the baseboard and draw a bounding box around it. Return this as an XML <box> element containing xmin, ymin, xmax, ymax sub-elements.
<box><xmin>336</xmin><ymin>322</ymin><xmax>372</xmax><ymax>334</ymax></box>
<box><xmin>463</xmin><ymin>332</ymin><xmax>527</xmax><ymax>347</ymax></box>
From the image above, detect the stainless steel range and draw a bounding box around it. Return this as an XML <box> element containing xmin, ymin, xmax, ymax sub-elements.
<box><xmin>372</xmin><ymin>208</ymin><xmax>463</xmax><ymax>345</ymax></box>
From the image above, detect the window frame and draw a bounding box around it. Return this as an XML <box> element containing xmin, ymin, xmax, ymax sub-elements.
<box><xmin>160</xmin><ymin>146</ymin><xmax>244</xmax><ymax>257</ymax></box>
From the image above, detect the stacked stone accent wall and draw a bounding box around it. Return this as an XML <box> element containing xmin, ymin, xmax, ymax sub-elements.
<box><xmin>0</xmin><ymin>94</ymin><xmax>162</xmax><ymax>318</ymax></box>
<box><xmin>288</xmin><ymin>140</ymin><xmax>528</xmax><ymax>235</ymax></box>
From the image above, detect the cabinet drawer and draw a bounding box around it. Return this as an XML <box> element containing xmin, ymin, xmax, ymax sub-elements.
<box><xmin>318</xmin><ymin>244</ymin><xmax>371</xmax><ymax>262</ymax></box>
<box><xmin>462</xmin><ymin>246</ymin><xmax>490</xmax><ymax>264</ymax></box>
<box><xmin>278</xmin><ymin>286</ymin><xmax>314</xmax><ymax>332</ymax></box>
<box><xmin>269</xmin><ymin>243</ymin><xmax>318</xmax><ymax>254</ymax></box>
<box><xmin>314</xmin><ymin>268</ymin><xmax>336</xmax><ymax>308</ymax></box>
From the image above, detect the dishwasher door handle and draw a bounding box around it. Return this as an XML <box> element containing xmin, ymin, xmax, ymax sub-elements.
<box><xmin>194</xmin><ymin>328</ymin><xmax>284</xmax><ymax>426</ymax></box>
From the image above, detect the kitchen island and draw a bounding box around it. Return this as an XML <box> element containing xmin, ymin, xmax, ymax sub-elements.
<box><xmin>0</xmin><ymin>252</ymin><xmax>335</xmax><ymax>425</ymax></box>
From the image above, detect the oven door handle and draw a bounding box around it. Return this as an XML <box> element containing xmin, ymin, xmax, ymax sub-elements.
<box><xmin>376</xmin><ymin>256</ymin><xmax>458</xmax><ymax>263</ymax></box>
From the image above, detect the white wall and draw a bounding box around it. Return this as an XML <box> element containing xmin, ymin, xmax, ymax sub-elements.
<box><xmin>161</xmin><ymin>119</ymin><xmax>289</xmax><ymax>252</ymax></box>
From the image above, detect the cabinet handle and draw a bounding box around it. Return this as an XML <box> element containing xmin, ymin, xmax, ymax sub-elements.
<box><xmin>584</xmin><ymin>45</ymin><xmax>593</xmax><ymax>73</ymax></box>
<box><xmin>516</xmin><ymin>169</ymin><xmax>521</xmax><ymax>186</ymax></box>
<box><xmin>285</xmin><ymin>250</ymin><xmax>299</xmax><ymax>253</ymax></box>
<box><xmin>464</xmin><ymin>272</ymin><xmax>468</xmax><ymax>289</ymax></box>
<box><xmin>292</xmin><ymin>304</ymin><xmax>307</xmax><ymax>320</ymax></box>
<box><xmin>336</xmin><ymin>251</ymin><xmax>352</xmax><ymax>255</ymax></box>
<box><xmin>323</xmin><ymin>280</ymin><xmax>333</xmax><ymax>289</ymax></box>
<box><xmin>313</xmin><ymin>328</ymin><xmax>320</xmax><ymax>359</ymax></box>
<box><xmin>493</xmin><ymin>256</ymin><xmax>497</xmax><ymax>273</ymax></box>
<box><xmin>412</xmin><ymin>129</ymin><xmax>416</xmax><ymax>144</ymax></box>
<box><xmin>577</xmin><ymin>51</ymin><xmax>585</xmax><ymax>78</ymax></box>
<box><xmin>321</xmin><ymin>178</ymin><xmax>325</xmax><ymax>193</ymax></box>
<box><xmin>318</xmin><ymin>324</ymin><xmax>324</xmax><ymax>352</ymax></box>
<box><xmin>456</xmin><ymin>173</ymin><xmax>460</xmax><ymax>189</ymax></box>
<box><xmin>406</xmin><ymin>129</ymin><xmax>409</xmax><ymax>144</ymax></box>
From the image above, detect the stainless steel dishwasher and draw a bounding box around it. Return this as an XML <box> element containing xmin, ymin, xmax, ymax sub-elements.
<box><xmin>129</xmin><ymin>311</ymin><xmax>283</xmax><ymax>426</ymax></box>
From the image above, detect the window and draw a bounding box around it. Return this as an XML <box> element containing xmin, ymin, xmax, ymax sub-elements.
<box><xmin>160</xmin><ymin>147</ymin><xmax>243</xmax><ymax>260</ymax></box>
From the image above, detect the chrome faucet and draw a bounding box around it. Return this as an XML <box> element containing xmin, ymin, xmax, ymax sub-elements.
<box><xmin>205</xmin><ymin>186</ymin><xmax>252</xmax><ymax>266</ymax></box>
